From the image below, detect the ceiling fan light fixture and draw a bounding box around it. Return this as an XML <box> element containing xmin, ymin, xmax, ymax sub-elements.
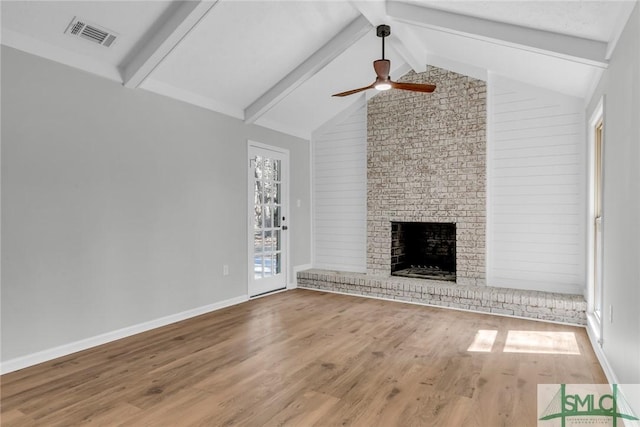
<box><xmin>374</xmin><ymin>75</ymin><xmax>391</xmax><ymax>91</ymax></box>
<box><xmin>331</xmin><ymin>25</ymin><xmax>436</xmax><ymax>97</ymax></box>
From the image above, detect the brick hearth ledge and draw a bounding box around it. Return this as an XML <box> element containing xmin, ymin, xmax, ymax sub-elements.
<box><xmin>297</xmin><ymin>269</ymin><xmax>586</xmax><ymax>325</ymax></box>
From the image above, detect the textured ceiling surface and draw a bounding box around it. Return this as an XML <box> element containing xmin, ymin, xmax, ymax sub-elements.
<box><xmin>2</xmin><ymin>0</ymin><xmax>636</xmax><ymax>138</ymax></box>
<box><xmin>407</xmin><ymin>0</ymin><xmax>626</xmax><ymax>41</ymax></box>
<box><xmin>149</xmin><ymin>1</ymin><xmax>360</xmax><ymax>109</ymax></box>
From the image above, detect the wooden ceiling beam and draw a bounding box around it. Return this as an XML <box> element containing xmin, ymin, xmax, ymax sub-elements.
<box><xmin>122</xmin><ymin>0</ymin><xmax>219</xmax><ymax>88</ymax></box>
<box><xmin>387</xmin><ymin>1</ymin><xmax>608</xmax><ymax>69</ymax></box>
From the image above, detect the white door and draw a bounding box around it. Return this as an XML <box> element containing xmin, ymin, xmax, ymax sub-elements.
<box><xmin>248</xmin><ymin>143</ymin><xmax>289</xmax><ymax>297</ymax></box>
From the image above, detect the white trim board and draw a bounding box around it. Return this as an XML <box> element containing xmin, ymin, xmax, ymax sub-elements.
<box><xmin>0</xmin><ymin>295</ymin><xmax>248</xmax><ymax>375</ymax></box>
<box><xmin>586</xmin><ymin>315</ymin><xmax>619</xmax><ymax>385</ymax></box>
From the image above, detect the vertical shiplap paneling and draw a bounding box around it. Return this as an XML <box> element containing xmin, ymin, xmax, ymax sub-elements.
<box><xmin>312</xmin><ymin>99</ymin><xmax>367</xmax><ymax>272</ymax></box>
<box><xmin>488</xmin><ymin>76</ymin><xmax>586</xmax><ymax>294</ymax></box>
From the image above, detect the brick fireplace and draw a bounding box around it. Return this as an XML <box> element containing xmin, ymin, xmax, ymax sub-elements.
<box><xmin>299</xmin><ymin>67</ymin><xmax>588</xmax><ymax>324</ymax></box>
<box><xmin>367</xmin><ymin>66</ymin><xmax>486</xmax><ymax>285</ymax></box>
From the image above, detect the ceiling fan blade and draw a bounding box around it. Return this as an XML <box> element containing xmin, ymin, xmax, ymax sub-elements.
<box><xmin>373</xmin><ymin>59</ymin><xmax>390</xmax><ymax>79</ymax></box>
<box><xmin>332</xmin><ymin>83</ymin><xmax>375</xmax><ymax>97</ymax></box>
<box><xmin>390</xmin><ymin>81</ymin><xmax>436</xmax><ymax>93</ymax></box>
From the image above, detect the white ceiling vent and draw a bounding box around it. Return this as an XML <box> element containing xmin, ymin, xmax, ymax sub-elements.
<box><xmin>65</xmin><ymin>17</ymin><xmax>118</xmax><ymax>48</ymax></box>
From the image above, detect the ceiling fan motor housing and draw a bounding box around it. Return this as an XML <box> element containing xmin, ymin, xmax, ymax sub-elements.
<box><xmin>377</xmin><ymin>25</ymin><xmax>391</xmax><ymax>38</ymax></box>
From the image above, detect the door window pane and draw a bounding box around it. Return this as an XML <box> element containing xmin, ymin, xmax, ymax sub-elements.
<box><xmin>264</xmin><ymin>230</ymin><xmax>273</xmax><ymax>253</ymax></box>
<box><xmin>263</xmin><ymin>205</ymin><xmax>272</xmax><ymax>228</ymax></box>
<box><xmin>263</xmin><ymin>182</ymin><xmax>273</xmax><ymax>204</ymax></box>
<box><xmin>254</xmin><ymin>156</ymin><xmax>263</xmax><ymax>179</ymax></box>
<box><xmin>263</xmin><ymin>158</ymin><xmax>273</xmax><ymax>181</ymax></box>
<box><xmin>274</xmin><ymin>206</ymin><xmax>280</xmax><ymax>227</ymax></box>
<box><xmin>274</xmin><ymin>230</ymin><xmax>281</xmax><ymax>250</ymax></box>
<box><xmin>253</xmin><ymin>204</ymin><xmax>262</xmax><ymax>230</ymax></box>
<box><xmin>275</xmin><ymin>253</ymin><xmax>281</xmax><ymax>274</ymax></box>
<box><xmin>254</xmin><ymin>232</ymin><xmax>263</xmax><ymax>253</ymax></box>
<box><xmin>254</xmin><ymin>256</ymin><xmax>263</xmax><ymax>279</ymax></box>
<box><xmin>273</xmin><ymin>160</ymin><xmax>281</xmax><ymax>181</ymax></box>
<box><xmin>274</xmin><ymin>183</ymin><xmax>281</xmax><ymax>204</ymax></box>
<box><xmin>264</xmin><ymin>256</ymin><xmax>272</xmax><ymax>277</ymax></box>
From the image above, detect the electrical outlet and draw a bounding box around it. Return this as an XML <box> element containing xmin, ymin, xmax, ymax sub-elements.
<box><xmin>609</xmin><ymin>305</ymin><xmax>613</xmax><ymax>323</ymax></box>
<box><xmin>223</xmin><ymin>265</ymin><xmax>229</xmax><ymax>276</ymax></box>
<box><xmin>296</xmin><ymin>199</ymin><xmax>301</xmax><ymax>208</ymax></box>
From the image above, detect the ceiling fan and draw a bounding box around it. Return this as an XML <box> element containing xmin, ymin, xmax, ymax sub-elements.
<box><xmin>332</xmin><ymin>25</ymin><xmax>436</xmax><ymax>97</ymax></box>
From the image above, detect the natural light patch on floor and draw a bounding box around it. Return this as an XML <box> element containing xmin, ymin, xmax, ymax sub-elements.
<box><xmin>503</xmin><ymin>331</ymin><xmax>580</xmax><ymax>355</ymax></box>
<box><xmin>467</xmin><ymin>329</ymin><xmax>498</xmax><ymax>352</ymax></box>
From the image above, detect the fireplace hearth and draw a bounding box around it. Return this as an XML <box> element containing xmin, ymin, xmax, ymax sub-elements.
<box><xmin>391</xmin><ymin>222</ymin><xmax>456</xmax><ymax>281</ymax></box>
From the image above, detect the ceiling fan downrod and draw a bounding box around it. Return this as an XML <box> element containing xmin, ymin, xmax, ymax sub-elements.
<box><xmin>377</xmin><ymin>24</ymin><xmax>390</xmax><ymax>60</ymax></box>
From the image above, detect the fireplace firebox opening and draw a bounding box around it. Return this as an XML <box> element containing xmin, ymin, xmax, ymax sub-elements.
<box><xmin>391</xmin><ymin>222</ymin><xmax>456</xmax><ymax>281</ymax></box>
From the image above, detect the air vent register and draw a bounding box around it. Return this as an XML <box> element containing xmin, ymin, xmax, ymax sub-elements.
<box><xmin>65</xmin><ymin>17</ymin><xmax>118</xmax><ymax>47</ymax></box>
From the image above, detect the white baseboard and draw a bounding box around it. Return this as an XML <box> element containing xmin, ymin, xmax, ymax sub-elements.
<box><xmin>0</xmin><ymin>294</ymin><xmax>249</xmax><ymax>375</ymax></box>
<box><xmin>586</xmin><ymin>315</ymin><xmax>619</xmax><ymax>385</ymax></box>
<box><xmin>289</xmin><ymin>264</ymin><xmax>313</xmax><ymax>289</ymax></box>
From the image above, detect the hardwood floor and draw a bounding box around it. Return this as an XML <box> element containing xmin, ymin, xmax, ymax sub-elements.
<box><xmin>1</xmin><ymin>289</ymin><xmax>606</xmax><ymax>426</ymax></box>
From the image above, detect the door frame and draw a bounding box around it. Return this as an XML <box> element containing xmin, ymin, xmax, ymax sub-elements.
<box><xmin>247</xmin><ymin>140</ymin><xmax>290</xmax><ymax>297</ymax></box>
<box><xmin>586</xmin><ymin>97</ymin><xmax>605</xmax><ymax>342</ymax></box>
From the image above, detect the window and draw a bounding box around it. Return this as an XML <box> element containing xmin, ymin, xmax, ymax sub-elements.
<box><xmin>593</xmin><ymin>118</ymin><xmax>603</xmax><ymax>321</ymax></box>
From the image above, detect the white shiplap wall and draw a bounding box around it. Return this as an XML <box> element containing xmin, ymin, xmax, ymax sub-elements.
<box><xmin>487</xmin><ymin>75</ymin><xmax>586</xmax><ymax>294</ymax></box>
<box><xmin>312</xmin><ymin>98</ymin><xmax>367</xmax><ymax>272</ymax></box>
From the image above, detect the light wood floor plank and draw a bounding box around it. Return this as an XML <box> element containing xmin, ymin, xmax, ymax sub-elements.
<box><xmin>1</xmin><ymin>289</ymin><xmax>606</xmax><ymax>426</ymax></box>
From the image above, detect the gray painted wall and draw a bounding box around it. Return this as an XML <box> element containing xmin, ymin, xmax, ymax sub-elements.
<box><xmin>586</xmin><ymin>4</ymin><xmax>639</xmax><ymax>383</ymax></box>
<box><xmin>1</xmin><ymin>46</ymin><xmax>311</xmax><ymax>362</ymax></box>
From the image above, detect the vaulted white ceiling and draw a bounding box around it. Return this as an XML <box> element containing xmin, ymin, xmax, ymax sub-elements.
<box><xmin>2</xmin><ymin>0</ymin><xmax>637</xmax><ymax>139</ymax></box>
